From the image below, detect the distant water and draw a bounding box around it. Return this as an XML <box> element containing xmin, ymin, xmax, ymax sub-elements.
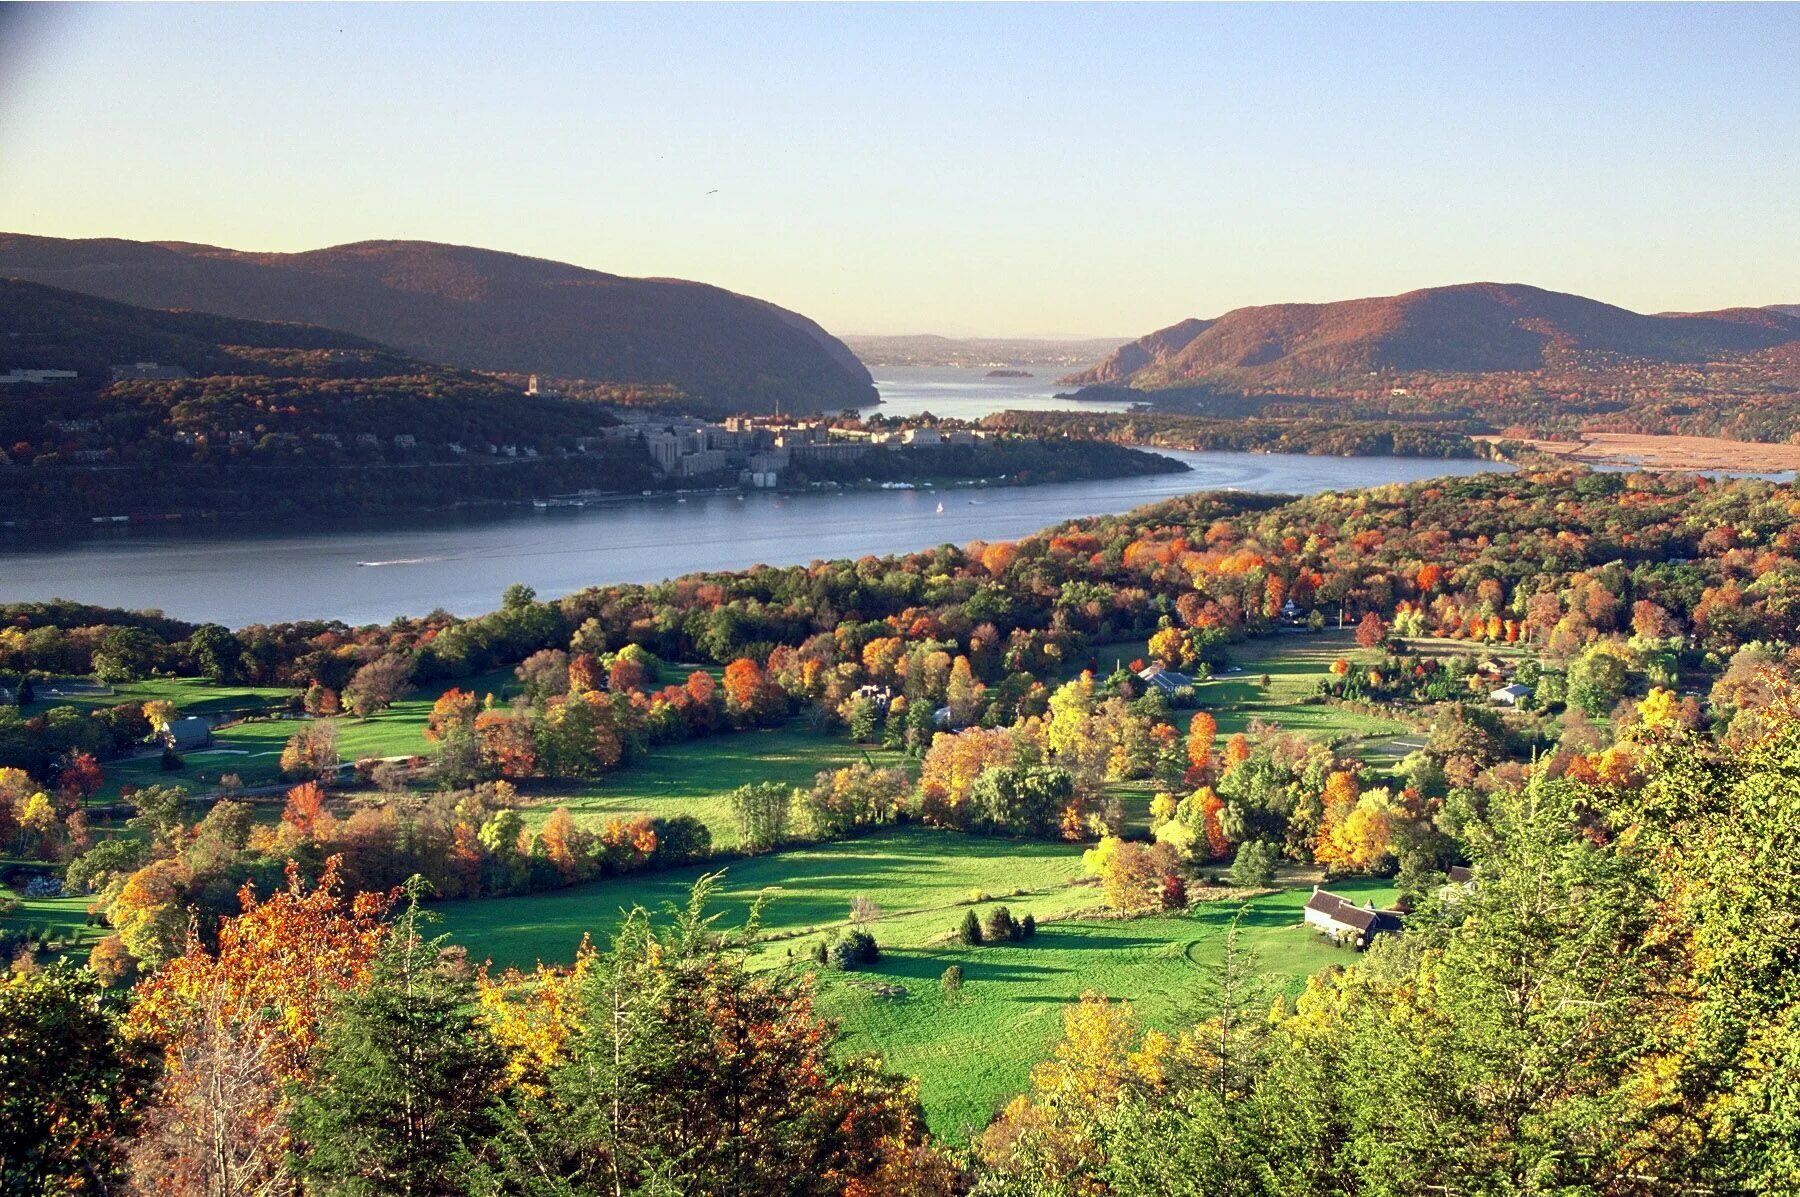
<box><xmin>863</xmin><ymin>365</ymin><xmax>1131</xmax><ymax>419</ymax></box>
<box><xmin>0</xmin><ymin>449</ymin><xmax>1509</xmax><ymax>626</ymax></box>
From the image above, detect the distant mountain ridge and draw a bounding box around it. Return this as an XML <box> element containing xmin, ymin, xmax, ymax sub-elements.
<box><xmin>1066</xmin><ymin>283</ymin><xmax>1800</xmax><ymax>389</ymax></box>
<box><xmin>0</xmin><ymin>234</ymin><xmax>875</xmax><ymax>412</ymax></box>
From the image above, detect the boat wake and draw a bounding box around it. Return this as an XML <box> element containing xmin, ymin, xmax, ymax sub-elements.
<box><xmin>355</xmin><ymin>556</ymin><xmax>443</xmax><ymax>567</ymax></box>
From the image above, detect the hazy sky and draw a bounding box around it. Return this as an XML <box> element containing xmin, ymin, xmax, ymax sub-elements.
<box><xmin>2</xmin><ymin>3</ymin><xmax>1796</xmax><ymax>337</ymax></box>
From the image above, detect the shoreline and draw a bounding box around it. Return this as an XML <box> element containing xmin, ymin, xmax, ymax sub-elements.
<box><xmin>0</xmin><ymin>454</ymin><xmax>1191</xmax><ymax>547</ymax></box>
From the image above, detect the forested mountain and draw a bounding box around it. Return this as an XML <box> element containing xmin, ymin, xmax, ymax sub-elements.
<box><xmin>0</xmin><ymin>278</ymin><xmax>665</xmax><ymax>520</ymax></box>
<box><xmin>0</xmin><ymin>234</ymin><xmax>876</xmax><ymax>413</ymax></box>
<box><xmin>1068</xmin><ymin>282</ymin><xmax>1800</xmax><ymax>388</ymax></box>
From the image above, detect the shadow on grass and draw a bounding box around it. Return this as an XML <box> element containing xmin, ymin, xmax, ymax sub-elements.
<box><xmin>439</xmin><ymin>827</ymin><xmax>1088</xmax><ymax>958</ymax></box>
<box><xmin>859</xmin><ymin>951</ymin><xmax>1075</xmax><ymax>985</ymax></box>
<box><xmin>1025</xmin><ymin>928</ymin><xmax>1172</xmax><ymax>951</ymax></box>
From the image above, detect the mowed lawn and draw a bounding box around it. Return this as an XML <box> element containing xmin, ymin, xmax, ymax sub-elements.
<box><xmin>88</xmin><ymin>669</ymin><xmax>517</xmax><ymax>800</ymax></box>
<box><xmin>517</xmin><ymin>727</ymin><xmax>915</xmax><ymax>848</ymax></box>
<box><xmin>1083</xmin><ymin>629</ymin><xmax>1416</xmax><ymax>753</ymax></box>
<box><xmin>822</xmin><ymin>877</ymin><xmax>1391</xmax><ymax>1139</ymax></box>
<box><xmin>439</xmin><ymin>827</ymin><xmax>1089</xmax><ymax>970</ymax></box>
<box><xmin>0</xmin><ymin>878</ymin><xmax>106</xmax><ymax>957</ymax></box>
<box><xmin>436</xmin><ymin>826</ymin><xmax>1392</xmax><ymax>1139</ymax></box>
<box><xmin>21</xmin><ymin>676</ymin><xmax>293</xmax><ymax>718</ymax></box>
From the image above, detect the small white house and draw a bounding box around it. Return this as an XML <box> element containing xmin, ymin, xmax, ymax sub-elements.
<box><xmin>1304</xmin><ymin>887</ymin><xmax>1404</xmax><ymax>949</ymax></box>
<box><xmin>1490</xmin><ymin>683</ymin><xmax>1532</xmax><ymax>707</ymax></box>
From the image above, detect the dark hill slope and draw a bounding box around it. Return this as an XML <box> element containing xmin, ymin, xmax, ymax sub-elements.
<box><xmin>0</xmin><ymin>235</ymin><xmax>875</xmax><ymax>412</ymax></box>
<box><xmin>1067</xmin><ymin>283</ymin><xmax>1800</xmax><ymax>389</ymax></box>
<box><xmin>0</xmin><ymin>276</ymin><xmax>384</xmax><ymax>377</ymax></box>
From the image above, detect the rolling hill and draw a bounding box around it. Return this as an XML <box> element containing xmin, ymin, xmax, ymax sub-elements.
<box><xmin>1066</xmin><ymin>283</ymin><xmax>1800</xmax><ymax>389</ymax></box>
<box><xmin>0</xmin><ymin>234</ymin><xmax>876</xmax><ymax>413</ymax></box>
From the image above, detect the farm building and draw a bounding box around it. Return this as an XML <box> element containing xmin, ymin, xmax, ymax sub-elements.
<box><xmin>1490</xmin><ymin>683</ymin><xmax>1532</xmax><ymax>706</ymax></box>
<box><xmin>1136</xmin><ymin>663</ymin><xmax>1195</xmax><ymax>694</ymax></box>
<box><xmin>1441</xmin><ymin>864</ymin><xmax>1479</xmax><ymax>903</ymax></box>
<box><xmin>1304</xmin><ymin>887</ymin><xmax>1404</xmax><ymax>949</ymax></box>
<box><xmin>164</xmin><ymin>717</ymin><xmax>213</xmax><ymax>752</ymax></box>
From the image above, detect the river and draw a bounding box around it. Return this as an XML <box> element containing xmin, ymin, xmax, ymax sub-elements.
<box><xmin>0</xmin><ymin>446</ymin><xmax>1508</xmax><ymax>626</ymax></box>
<box><xmin>861</xmin><ymin>365</ymin><xmax>1131</xmax><ymax>419</ymax></box>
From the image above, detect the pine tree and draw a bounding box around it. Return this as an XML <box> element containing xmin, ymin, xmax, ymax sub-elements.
<box><xmin>289</xmin><ymin>885</ymin><xmax>503</xmax><ymax>1196</ymax></box>
<box><xmin>959</xmin><ymin>908</ymin><xmax>984</xmax><ymax>946</ymax></box>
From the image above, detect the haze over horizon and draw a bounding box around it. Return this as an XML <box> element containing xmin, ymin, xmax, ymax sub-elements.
<box><xmin>2</xmin><ymin>3</ymin><xmax>1797</xmax><ymax>337</ymax></box>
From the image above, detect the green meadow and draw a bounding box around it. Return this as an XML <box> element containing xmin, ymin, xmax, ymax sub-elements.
<box><xmin>0</xmin><ymin>879</ymin><xmax>105</xmax><ymax>957</ymax></box>
<box><xmin>437</xmin><ymin>827</ymin><xmax>1390</xmax><ymax>1138</ymax></box>
<box><xmin>516</xmin><ymin>726</ymin><xmax>914</xmax><ymax>847</ymax></box>
<box><xmin>73</xmin><ymin>669</ymin><xmax>517</xmax><ymax>801</ymax></box>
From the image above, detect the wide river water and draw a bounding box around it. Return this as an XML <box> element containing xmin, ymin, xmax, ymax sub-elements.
<box><xmin>0</xmin><ymin>449</ymin><xmax>1507</xmax><ymax>626</ymax></box>
<box><xmin>859</xmin><ymin>364</ymin><xmax>1133</xmax><ymax>419</ymax></box>
<box><xmin>0</xmin><ymin>366</ymin><xmax>1519</xmax><ymax>624</ymax></box>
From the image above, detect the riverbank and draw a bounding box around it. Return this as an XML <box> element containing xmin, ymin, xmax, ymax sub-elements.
<box><xmin>0</xmin><ymin>437</ymin><xmax>1183</xmax><ymax>539</ymax></box>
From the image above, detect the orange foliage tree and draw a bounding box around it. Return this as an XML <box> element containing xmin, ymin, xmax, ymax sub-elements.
<box><xmin>1185</xmin><ymin>711</ymin><xmax>1217</xmax><ymax>782</ymax></box>
<box><xmin>723</xmin><ymin>657</ymin><xmax>781</xmax><ymax>724</ymax></box>
<box><xmin>127</xmin><ymin>857</ymin><xmax>394</xmax><ymax>1194</ymax></box>
<box><xmin>282</xmin><ymin>781</ymin><xmax>327</xmax><ymax>838</ymax></box>
<box><xmin>475</xmin><ymin>710</ymin><xmax>538</xmax><ymax>779</ymax></box>
<box><xmin>918</xmin><ymin>726</ymin><xmax>1022</xmax><ymax>828</ymax></box>
<box><xmin>423</xmin><ymin>687</ymin><xmax>477</xmax><ymax>743</ymax></box>
<box><xmin>981</xmin><ymin>541</ymin><xmax>1021</xmax><ymax>577</ymax></box>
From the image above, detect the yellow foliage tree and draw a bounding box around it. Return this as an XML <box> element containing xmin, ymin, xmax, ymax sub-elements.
<box><xmin>1638</xmin><ymin>686</ymin><xmax>1681</xmax><ymax>731</ymax></box>
<box><xmin>476</xmin><ymin>936</ymin><xmax>600</xmax><ymax>1096</ymax></box>
<box><xmin>1148</xmin><ymin>792</ymin><xmax>1177</xmax><ymax>827</ymax></box>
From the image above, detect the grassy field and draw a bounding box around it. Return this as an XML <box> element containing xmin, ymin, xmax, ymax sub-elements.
<box><xmin>436</xmin><ymin>826</ymin><xmax>1391</xmax><ymax>1138</ymax></box>
<box><xmin>1079</xmin><ymin>630</ymin><xmax>1420</xmax><ymax>761</ymax></box>
<box><xmin>822</xmin><ymin>877</ymin><xmax>1389</xmax><ymax>1138</ymax></box>
<box><xmin>21</xmin><ymin>676</ymin><xmax>294</xmax><ymax>717</ymax></box>
<box><xmin>439</xmin><ymin>826</ymin><xmax>1089</xmax><ymax>969</ymax></box>
<box><xmin>0</xmin><ymin>876</ymin><xmax>105</xmax><ymax>958</ymax></box>
<box><xmin>518</xmin><ymin>727</ymin><xmax>914</xmax><ymax>848</ymax></box>
<box><xmin>84</xmin><ymin>668</ymin><xmax>518</xmax><ymax>801</ymax></box>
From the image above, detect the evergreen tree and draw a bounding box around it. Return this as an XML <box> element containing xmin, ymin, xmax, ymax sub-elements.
<box><xmin>289</xmin><ymin>885</ymin><xmax>503</xmax><ymax>1196</ymax></box>
<box><xmin>959</xmin><ymin>908</ymin><xmax>984</xmax><ymax>946</ymax></box>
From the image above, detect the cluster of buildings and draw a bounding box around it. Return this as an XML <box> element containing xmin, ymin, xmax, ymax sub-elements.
<box><xmin>590</xmin><ymin>414</ymin><xmax>995</xmax><ymax>487</ymax></box>
<box><xmin>0</xmin><ymin>368</ymin><xmax>79</xmax><ymax>385</ymax></box>
<box><xmin>0</xmin><ymin>361</ymin><xmax>191</xmax><ymax>386</ymax></box>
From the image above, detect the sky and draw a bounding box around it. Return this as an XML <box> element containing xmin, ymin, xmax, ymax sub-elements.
<box><xmin>1</xmin><ymin>3</ymin><xmax>1796</xmax><ymax>337</ymax></box>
